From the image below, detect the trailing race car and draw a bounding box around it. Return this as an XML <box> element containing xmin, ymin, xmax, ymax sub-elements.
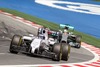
<box><xmin>9</xmin><ymin>28</ymin><xmax>70</xmax><ymax>61</ymax></box>
<box><xmin>38</xmin><ymin>25</ymin><xmax>82</xmax><ymax>48</ymax></box>
<box><xmin>59</xmin><ymin>24</ymin><xmax>82</xmax><ymax>48</ymax></box>
<box><xmin>67</xmin><ymin>34</ymin><xmax>82</xmax><ymax>48</ymax></box>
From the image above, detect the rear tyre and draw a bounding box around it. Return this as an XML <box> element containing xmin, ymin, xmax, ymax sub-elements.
<box><xmin>52</xmin><ymin>43</ymin><xmax>62</xmax><ymax>61</ymax></box>
<box><xmin>75</xmin><ymin>35</ymin><xmax>82</xmax><ymax>48</ymax></box>
<box><xmin>76</xmin><ymin>35</ymin><xmax>82</xmax><ymax>43</ymax></box>
<box><xmin>9</xmin><ymin>35</ymin><xmax>22</xmax><ymax>54</ymax></box>
<box><xmin>62</xmin><ymin>43</ymin><xmax>70</xmax><ymax>61</ymax></box>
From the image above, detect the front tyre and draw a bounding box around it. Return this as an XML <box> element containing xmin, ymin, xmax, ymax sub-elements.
<box><xmin>62</xmin><ymin>43</ymin><xmax>70</xmax><ymax>61</ymax></box>
<box><xmin>76</xmin><ymin>35</ymin><xmax>82</xmax><ymax>43</ymax></box>
<box><xmin>75</xmin><ymin>43</ymin><xmax>81</xmax><ymax>48</ymax></box>
<box><xmin>75</xmin><ymin>35</ymin><xmax>82</xmax><ymax>48</ymax></box>
<box><xmin>52</xmin><ymin>43</ymin><xmax>62</xmax><ymax>61</ymax></box>
<box><xmin>9</xmin><ymin>35</ymin><xmax>22</xmax><ymax>54</ymax></box>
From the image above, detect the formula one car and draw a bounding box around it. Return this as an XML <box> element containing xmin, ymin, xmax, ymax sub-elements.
<box><xmin>67</xmin><ymin>34</ymin><xmax>82</xmax><ymax>48</ymax></box>
<box><xmin>38</xmin><ymin>25</ymin><xmax>82</xmax><ymax>48</ymax></box>
<box><xmin>9</xmin><ymin>29</ymin><xmax>70</xmax><ymax>61</ymax></box>
<box><xmin>59</xmin><ymin>24</ymin><xmax>82</xmax><ymax>48</ymax></box>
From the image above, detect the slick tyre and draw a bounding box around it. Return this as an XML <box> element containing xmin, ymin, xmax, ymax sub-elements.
<box><xmin>62</xmin><ymin>43</ymin><xmax>70</xmax><ymax>61</ymax></box>
<box><xmin>76</xmin><ymin>35</ymin><xmax>82</xmax><ymax>43</ymax></box>
<box><xmin>52</xmin><ymin>43</ymin><xmax>62</xmax><ymax>61</ymax></box>
<box><xmin>9</xmin><ymin>35</ymin><xmax>22</xmax><ymax>54</ymax></box>
<box><xmin>76</xmin><ymin>35</ymin><xmax>82</xmax><ymax>48</ymax></box>
<box><xmin>75</xmin><ymin>43</ymin><xmax>81</xmax><ymax>48</ymax></box>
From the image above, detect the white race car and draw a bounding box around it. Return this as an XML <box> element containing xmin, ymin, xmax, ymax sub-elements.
<box><xmin>9</xmin><ymin>28</ymin><xmax>71</xmax><ymax>61</ymax></box>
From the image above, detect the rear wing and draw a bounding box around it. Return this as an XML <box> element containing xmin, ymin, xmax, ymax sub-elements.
<box><xmin>60</xmin><ymin>24</ymin><xmax>74</xmax><ymax>30</ymax></box>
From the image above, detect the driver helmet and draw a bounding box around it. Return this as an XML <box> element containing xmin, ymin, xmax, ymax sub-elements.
<box><xmin>43</xmin><ymin>30</ymin><xmax>45</xmax><ymax>33</ymax></box>
<box><xmin>63</xmin><ymin>29</ymin><xmax>68</xmax><ymax>33</ymax></box>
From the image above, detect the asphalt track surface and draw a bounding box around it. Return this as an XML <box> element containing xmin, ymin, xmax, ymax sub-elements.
<box><xmin>0</xmin><ymin>13</ymin><xmax>95</xmax><ymax>65</ymax></box>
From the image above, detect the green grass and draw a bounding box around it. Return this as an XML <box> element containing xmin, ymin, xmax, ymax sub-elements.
<box><xmin>0</xmin><ymin>8</ymin><xmax>100</xmax><ymax>48</ymax></box>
